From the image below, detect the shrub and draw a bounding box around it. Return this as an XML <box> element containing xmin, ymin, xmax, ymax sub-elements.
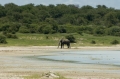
<box><xmin>77</xmin><ymin>31</ymin><xmax>83</xmax><ymax>36</ymax></box>
<box><xmin>46</xmin><ymin>36</ymin><xmax>49</xmax><ymax>39</ymax></box>
<box><xmin>65</xmin><ymin>35</ymin><xmax>76</xmax><ymax>43</ymax></box>
<box><xmin>58</xmin><ymin>26</ymin><xmax>66</xmax><ymax>33</ymax></box>
<box><xmin>42</xmin><ymin>26</ymin><xmax>52</xmax><ymax>34</ymax></box>
<box><xmin>91</xmin><ymin>40</ymin><xmax>96</xmax><ymax>44</ymax></box>
<box><xmin>6</xmin><ymin>33</ymin><xmax>18</xmax><ymax>39</ymax></box>
<box><xmin>107</xmin><ymin>26</ymin><xmax>120</xmax><ymax>36</ymax></box>
<box><xmin>111</xmin><ymin>40</ymin><xmax>119</xmax><ymax>45</ymax></box>
<box><xmin>0</xmin><ymin>35</ymin><xmax>7</xmax><ymax>44</ymax></box>
<box><xmin>94</xmin><ymin>26</ymin><xmax>105</xmax><ymax>36</ymax></box>
<box><xmin>2</xmin><ymin>31</ymin><xmax>7</xmax><ymax>35</ymax></box>
<box><xmin>78</xmin><ymin>26</ymin><xmax>93</xmax><ymax>34</ymax></box>
<box><xmin>38</xmin><ymin>24</ymin><xmax>53</xmax><ymax>34</ymax></box>
<box><xmin>19</xmin><ymin>26</ymin><xmax>30</xmax><ymax>33</ymax></box>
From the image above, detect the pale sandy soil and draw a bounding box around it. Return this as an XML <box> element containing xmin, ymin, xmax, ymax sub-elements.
<box><xmin>0</xmin><ymin>46</ymin><xmax>120</xmax><ymax>79</ymax></box>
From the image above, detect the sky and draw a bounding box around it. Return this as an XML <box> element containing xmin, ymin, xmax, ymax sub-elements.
<box><xmin>0</xmin><ymin>0</ymin><xmax>120</xmax><ymax>9</ymax></box>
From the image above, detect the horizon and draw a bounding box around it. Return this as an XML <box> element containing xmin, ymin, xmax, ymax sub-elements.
<box><xmin>0</xmin><ymin>2</ymin><xmax>118</xmax><ymax>10</ymax></box>
<box><xmin>0</xmin><ymin>0</ymin><xmax>120</xmax><ymax>9</ymax></box>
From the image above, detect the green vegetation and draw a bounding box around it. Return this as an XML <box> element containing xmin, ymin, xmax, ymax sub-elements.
<box><xmin>0</xmin><ymin>3</ymin><xmax>120</xmax><ymax>36</ymax></box>
<box><xmin>24</xmin><ymin>73</ymin><xmax>69</xmax><ymax>79</ymax></box>
<box><xmin>55</xmin><ymin>74</ymin><xmax>70</xmax><ymax>79</ymax></box>
<box><xmin>111</xmin><ymin>40</ymin><xmax>119</xmax><ymax>45</ymax></box>
<box><xmin>65</xmin><ymin>34</ymin><xmax>76</xmax><ymax>43</ymax></box>
<box><xmin>91</xmin><ymin>40</ymin><xmax>96</xmax><ymax>44</ymax></box>
<box><xmin>0</xmin><ymin>35</ymin><xmax>7</xmax><ymax>44</ymax></box>
<box><xmin>24</xmin><ymin>74</ymin><xmax>41</xmax><ymax>79</ymax></box>
<box><xmin>0</xmin><ymin>33</ymin><xmax>119</xmax><ymax>46</ymax></box>
<box><xmin>0</xmin><ymin>3</ymin><xmax>120</xmax><ymax>46</ymax></box>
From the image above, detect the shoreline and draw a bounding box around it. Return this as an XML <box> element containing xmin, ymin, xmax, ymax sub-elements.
<box><xmin>0</xmin><ymin>45</ymin><xmax>120</xmax><ymax>51</ymax></box>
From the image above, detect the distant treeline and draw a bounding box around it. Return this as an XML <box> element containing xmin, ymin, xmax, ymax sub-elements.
<box><xmin>0</xmin><ymin>3</ymin><xmax>120</xmax><ymax>36</ymax></box>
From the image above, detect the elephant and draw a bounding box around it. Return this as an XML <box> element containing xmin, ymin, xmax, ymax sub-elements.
<box><xmin>58</xmin><ymin>38</ymin><xmax>70</xmax><ymax>49</ymax></box>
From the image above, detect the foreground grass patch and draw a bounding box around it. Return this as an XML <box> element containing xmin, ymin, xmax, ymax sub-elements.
<box><xmin>24</xmin><ymin>73</ymin><xmax>69</xmax><ymax>79</ymax></box>
<box><xmin>24</xmin><ymin>74</ymin><xmax>42</xmax><ymax>79</ymax></box>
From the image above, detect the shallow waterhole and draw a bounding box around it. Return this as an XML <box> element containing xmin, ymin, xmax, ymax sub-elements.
<box><xmin>23</xmin><ymin>50</ymin><xmax>120</xmax><ymax>66</ymax></box>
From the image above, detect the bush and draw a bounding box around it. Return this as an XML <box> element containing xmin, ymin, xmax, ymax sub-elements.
<box><xmin>65</xmin><ymin>35</ymin><xmax>76</xmax><ymax>43</ymax></box>
<box><xmin>77</xmin><ymin>31</ymin><xmax>83</xmax><ymax>36</ymax></box>
<box><xmin>0</xmin><ymin>35</ymin><xmax>7</xmax><ymax>44</ymax></box>
<box><xmin>91</xmin><ymin>40</ymin><xmax>96</xmax><ymax>44</ymax></box>
<box><xmin>19</xmin><ymin>26</ymin><xmax>30</xmax><ymax>33</ymax></box>
<box><xmin>107</xmin><ymin>26</ymin><xmax>120</xmax><ymax>36</ymax></box>
<box><xmin>2</xmin><ymin>31</ymin><xmax>7</xmax><ymax>35</ymax></box>
<box><xmin>38</xmin><ymin>24</ymin><xmax>53</xmax><ymax>34</ymax></box>
<box><xmin>94</xmin><ymin>26</ymin><xmax>105</xmax><ymax>36</ymax></box>
<box><xmin>58</xmin><ymin>26</ymin><xmax>66</xmax><ymax>33</ymax></box>
<box><xmin>78</xmin><ymin>26</ymin><xmax>93</xmax><ymax>34</ymax></box>
<box><xmin>6</xmin><ymin>33</ymin><xmax>18</xmax><ymax>39</ymax></box>
<box><xmin>111</xmin><ymin>40</ymin><xmax>119</xmax><ymax>45</ymax></box>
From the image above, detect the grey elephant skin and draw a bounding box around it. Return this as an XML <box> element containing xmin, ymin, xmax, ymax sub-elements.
<box><xmin>58</xmin><ymin>39</ymin><xmax>70</xmax><ymax>49</ymax></box>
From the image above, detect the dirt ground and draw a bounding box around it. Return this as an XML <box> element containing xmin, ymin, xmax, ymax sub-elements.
<box><xmin>0</xmin><ymin>46</ymin><xmax>120</xmax><ymax>79</ymax></box>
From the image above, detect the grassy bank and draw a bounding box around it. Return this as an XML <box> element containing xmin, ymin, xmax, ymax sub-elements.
<box><xmin>1</xmin><ymin>33</ymin><xmax>120</xmax><ymax>46</ymax></box>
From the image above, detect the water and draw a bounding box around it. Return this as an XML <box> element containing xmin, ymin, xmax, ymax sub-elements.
<box><xmin>38</xmin><ymin>50</ymin><xmax>120</xmax><ymax>66</ymax></box>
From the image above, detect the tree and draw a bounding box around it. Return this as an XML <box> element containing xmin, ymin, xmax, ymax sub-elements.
<box><xmin>38</xmin><ymin>10</ymin><xmax>50</xmax><ymax>21</ymax></box>
<box><xmin>77</xmin><ymin>26</ymin><xmax>93</xmax><ymax>34</ymax></box>
<box><xmin>81</xmin><ymin>5</ymin><xmax>94</xmax><ymax>10</ymax></box>
<box><xmin>8</xmin><ymin>23</ymin><xmax>21</xmax><ymax>33</ymax></box>
<box><xmin>0</xmin><ymin>35</ymin><xmax>7</xmax><ymax>44</ymax></box>
<box><xmin>58</xmin><ymin>25</ymin><xmax>66</xmax><ymax>33</ymax></box>
<box><xmin>5</xmin><ymin>3</ymin><xmax>18</xmax><ymax>16</ymax></box>
<box><xmin>0</xmin><ymin>24</ymin><xmax>10</xmax><ymax>32</ymax></box>
<box><xmin>65</xmin><ymin>35</ymin><xmax>76</xmax><ymax>43</ymax></box>
<box><xmin>0</xmin><ymin>3</ymin><xmax>120</xmax><ymax>36</ymax></box>
<box><xmin>94</xmin><ymin>26</ymin><xmax>105</xmax><ymax>35</ymax></box>
<box><xmin>104</xmin><ymin>12</ymin><xmax>119</xmax><ymax>27</ymax></box>
<box><xmin>0</xmin><ymin>5</ymin><xmax>6</xmax><ymax>18</ymax></box>
<box><xmin>96</xmin><ymin>5</ymin><xmax>107</xmax><ymax>9</ymax></box>
<box><xmin>48</xmin><ymin>4</ymin><xmax>62</xmax><ymax>18</ymax></box>
<box><xmin>37</xmin><ymin>24</ymin><xmax>52</xmax><ymax>34</ymax></box>
<box><xmin>107</xmin><ymin>26</ymin><xmax>120</xmax><ymax>36</ymax></box>
<box><xmin>19</xmin><ymin>26</ymin><xmax>30</xmax><ymax>33</ymax></box>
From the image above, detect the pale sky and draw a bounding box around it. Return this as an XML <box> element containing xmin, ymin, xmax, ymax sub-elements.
<box><xmin>0</xmin><ymin>0</ymin><xmax>120</xmax><ymax>9</ymax></box>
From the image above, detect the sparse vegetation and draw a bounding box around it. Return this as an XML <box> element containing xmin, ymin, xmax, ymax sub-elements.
<box><xmin>65</xmin><ymin>34</ymin><xmax>76</xmax><ymax>43</ymax></box>
<box><xmin>24</xmin><ymin>73</ymin><xmax>69</xmax><ymax>79</ymax></box>
<box><xmin>24</xmin><ymin>74</ymin><xmax>41</xmax><ymax>79</ymax></box>
<box><xmin>5</xmin><ymin>33</ymin><xmax>18</xmax><ymax>39</ymax></box>
<box><xmin>91</xmin><ymin>40</ymin><xmax>96</xmax><ymax>44</ymax></box>
<box><xmin>0</xmin><ymin>35</ymin><xmax>7</xmax><ymax>44</ymax></box>
<box><xmin>55</xmin><ymin>73</ymin><xmax>70</xmax><ymax>79</ymax></box>
<box><xmin>111</xmin><ymin>40</ymin><xmax>119</xmax><ymax>45</ymax></box>
<box><xmin>0</xmin><ymin>33</ymin><xmax>119</xmax><ymax>46</ymax></box>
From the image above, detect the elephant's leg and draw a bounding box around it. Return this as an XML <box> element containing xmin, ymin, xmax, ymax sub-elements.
<box><xmin>67</xmin><ymin>44</ymin><xmax>69</xmax><ymax>48</ymax></box>
<box><xmin>61</xmin><ymin>43</ymin><xmax>62</xmax><ymax>49</ymax></box>
<box><xmin>63</xmin><ymin>44</ymin><xmax>64</xmax><ymax>48</ymax></box>
<box><xmin>69</xmin><ymin>43</ymin><xmax>71</xmax><ymax>48</ymax></box>
<box><xmin>67</xmin><ymin>43</ymin><xmax>70</xmax><ymax>48</ymax></box>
